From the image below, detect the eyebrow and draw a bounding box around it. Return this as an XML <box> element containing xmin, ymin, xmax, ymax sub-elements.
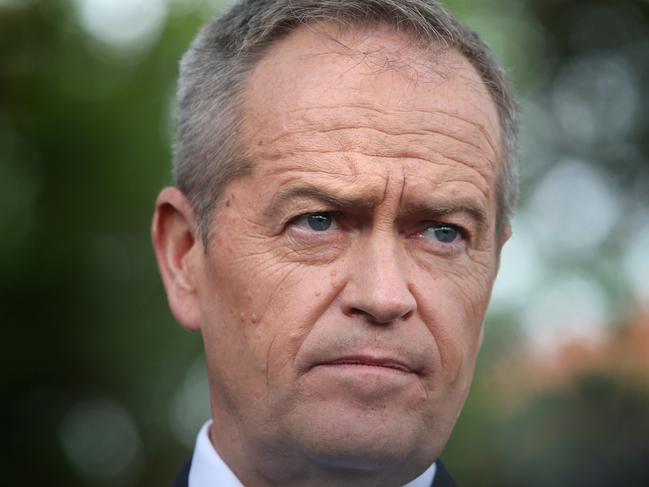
<box><xmin>401</xmin><ymin>201</ymin><xmax>489</xmax><ymax>232</ymax></box>
<box><xmin>264</xmin><ymin>185</ymin><xmax>378</xmax><ymax>217</ymax></box>
<box><xmin>265</xmin><ymin>184</ymin><xmax>489</xmax><ymax>231</ymax></box>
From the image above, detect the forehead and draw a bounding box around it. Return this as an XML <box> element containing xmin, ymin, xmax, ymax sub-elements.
<box><xmin>240</xmin><ymin>22</ymin><xmax>502</xmax><ymax>203</ymax></box>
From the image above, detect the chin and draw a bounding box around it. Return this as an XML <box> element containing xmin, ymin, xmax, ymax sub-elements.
<box><xmin>284</xmin><ymin>403</ymin><xmax>441</xmax><ymax>473</ymax></box>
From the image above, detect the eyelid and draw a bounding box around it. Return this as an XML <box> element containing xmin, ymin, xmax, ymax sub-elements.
<box><xmin>420</xmin><ymin>221</ymin><xmax>465</xmax><ymax>234</ymax></box>
<box><xmin>412</xmin><ymin>221</ymin><xmax>468</xmax><ymax>251</ymax></box>
<box><xmin>288</xmin><ymin>211</ymin><xmax>342</xmax><ymax>230</ymax></box>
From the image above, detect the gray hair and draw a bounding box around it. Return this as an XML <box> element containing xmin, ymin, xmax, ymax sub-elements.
<box><xmin>174</xmin><ymin>0</ymin><xmax>519</xmax><ymax>241</ymax></box>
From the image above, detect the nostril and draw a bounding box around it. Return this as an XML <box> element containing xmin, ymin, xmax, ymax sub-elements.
<box><xmin>347</xmin><ymin>303</ymin><xmax>414</xmax><ymax>325</ymax></box>
<box><xmin>401</xmin><ymin>308</ymin><xmax>414</xmax><ymax>321</ymax></box>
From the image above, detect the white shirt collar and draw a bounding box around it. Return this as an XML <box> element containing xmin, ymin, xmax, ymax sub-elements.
<box><xmin>189</xmin><ymin>421</ymin><xmax>245</xmax><ymax>487</ymax></box>
<box><xmin>189</xmin><ymin>420</ymin><xmax>437</xmax><ymax>487</ymax></box>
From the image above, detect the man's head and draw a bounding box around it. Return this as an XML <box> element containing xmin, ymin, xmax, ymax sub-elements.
<box><xmin>153</xmin><ymin>1</ymin><xmax>518</xmax><ymax>486</ymax></box>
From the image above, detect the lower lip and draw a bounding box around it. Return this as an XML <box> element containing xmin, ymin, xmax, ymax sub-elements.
<box><xmin>314</xmin><ymin>362</ymin><xmax>414</xmax><ymax>377</ymax></box>
<box><xmin>321</xmin><ymin>362</ymin><xmax>409</xmax><ymax>371</ymax></box>
<box><xmin>309</xmin><ymin>363</ymin><xmax>416</xmax><ymax>396</ymax></box>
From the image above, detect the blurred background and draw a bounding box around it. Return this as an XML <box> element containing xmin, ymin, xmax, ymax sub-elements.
<box><xmin>1</xmin><ymin>0</ymin><xmax>648</xmax><ymax>485</ymax></box>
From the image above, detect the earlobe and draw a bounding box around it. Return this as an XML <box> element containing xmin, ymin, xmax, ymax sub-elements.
<box><xmin>151</xmin><ymin>187</ymin><xmax>202</xmax><ymax>331</ymax></box>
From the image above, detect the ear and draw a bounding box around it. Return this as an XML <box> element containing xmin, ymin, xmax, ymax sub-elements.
<box><xmin>152</xmin><ymin>187</ymin><xmax>203</xmax><ymax>331</ymax></box>
<box><xmin>499</xmin><ymin>224</ymin><xmax>512</xmax><ymax>247</ymax></box>
<box><xmin>495</xmin><ymin>223</ymin><xmax>512</xmax><ymax>269</ymax></box>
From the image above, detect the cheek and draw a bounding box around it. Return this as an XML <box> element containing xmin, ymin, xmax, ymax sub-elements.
<box><xmin>207</xmin><ymin>235</ymin><xmax>342</xmax><ymax>382</ymax></box>
<box><xmin>256</xmin><ymin>265</ymin><xmax>345</xmax><ymax>379</ymax></box>
<box><xmin>414</xmin><ymin>262</ymin><xmax>493</xmax><ymax>383</ymax></box>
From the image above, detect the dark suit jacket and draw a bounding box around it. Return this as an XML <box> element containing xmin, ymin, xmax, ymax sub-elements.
<box><xmin>172</xmin><ymin>458</ymin><xmax>457</xmax><ymax>487</ymax></box>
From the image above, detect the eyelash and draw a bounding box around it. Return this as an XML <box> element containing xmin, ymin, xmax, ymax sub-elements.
<box><xmin>413</xmin><ymin>222</ymin><xmax>467</xmax><ymax>253</ymax></box>
<box><xmin>287</xmin><ymin>212</ymin><xmax>467</xmax><ymax>248</ymax></box>
<box><xmin>288</xmin><ymin>211</ymin><xmax>340</xmax><ymax>226</ymax></box>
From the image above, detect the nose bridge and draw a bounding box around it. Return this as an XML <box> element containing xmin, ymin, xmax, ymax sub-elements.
<box><xmin>344</xmin><ymin>228</ymin><xmax>416</xmax><ymax>324</ymax></box>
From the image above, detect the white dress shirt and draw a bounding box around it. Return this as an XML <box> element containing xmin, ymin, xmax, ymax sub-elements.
<box><xmin>189</xmin><ymin>420</ymin><xmax>437</xmax><ymax>487</ymax></box>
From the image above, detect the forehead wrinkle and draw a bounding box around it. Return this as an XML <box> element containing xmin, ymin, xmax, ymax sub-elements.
<box><xmin>299</xmin><ymin>103</ymin><xmax>492</xmax><ymax>143</ymax></box>
<box><xmin>261</xmin><ymin>160</ymin><xmax>356</xmax><ymax>179</ymax></box>
<box><xmin>263</xmin><ymin>118</ymin><xmax>487</xmax><ymax>156</ymax></box>
<box><xmin>432</xmin><ymin>154</ymin><xmax>494</xmax><ymax>194</ymax></box>
<box><xmin>253</xmin><ymin>142</ymin><xmax>495</xmax><ymax>190</ymax></box>
<box><xmin>253</xmin><ymin>106</ymin><xmax>498</xmax><ymax>173</ymax></box>
<box><xmin>443</xmin><ymin>69</ymin><xmax>502</xmax><ymax>157</ymax></box>
<box><xmin>252</xmin><ymin>114</ymin><xmax>496</xmax><ymax>199</ymax></box>
<box><xmin>255</xmin><ymin>146</ymin><xmax>494</xmax><ymax>187</ymax></box>
<box><xmin>253</xmin><ymin>145</ymin><xmax>494</xmax><ymax>206</ymax></box>
<box><xmin>440</xmin><ymin>177</ymin><xmax>492</xmax><ymax>206</ymax></box>
<box><xmin>431</xmin><ymin>108</ymin><xmax>499</xmax><ymax>162</ymax></box>
<box><xmin>256</xmin><ymin>149</ymin><xmax>491</xmax><ymax>201</ymax></box>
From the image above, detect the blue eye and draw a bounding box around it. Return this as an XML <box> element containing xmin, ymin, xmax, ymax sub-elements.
<box><xmin>424</xmin><ymin>224</ymin><xmax>460</xmax><ymax>243</ymax></box>
<box><xmin>305</xmin><ymin>213</ymin><xmax>333</xmax><ymax>231</ymax></box>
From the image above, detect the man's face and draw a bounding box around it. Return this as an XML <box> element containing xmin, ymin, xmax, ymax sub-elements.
<box><xmin>188</xmin><ymin>24</ymin><xmax>504</xmax><ymax>480</ymax></box>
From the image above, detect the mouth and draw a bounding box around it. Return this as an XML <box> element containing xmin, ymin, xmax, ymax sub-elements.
<box><xmin>316</xmin><ymin>355</ymin><xmax>414</xmax><ymax>374</ymax></box>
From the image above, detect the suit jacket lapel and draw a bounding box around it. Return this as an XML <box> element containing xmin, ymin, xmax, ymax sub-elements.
<box><xmin>172</xmin><ymin>458</ymin><xmax>191</xmax><ymax>487</ymax></box>
<box><xmin>432</xmin><ymin>460</ymin><xmax>458</xmax><ymax>487</ymax></box>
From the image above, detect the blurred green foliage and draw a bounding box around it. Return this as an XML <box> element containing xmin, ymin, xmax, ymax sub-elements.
<box><xmin>1</xmin><ymin>0</ymin><xmax>648</xmax><ymax>485</ymax></box>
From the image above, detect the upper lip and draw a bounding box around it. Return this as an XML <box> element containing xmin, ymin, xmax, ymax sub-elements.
<box><xmin>316</xmin><ymin>355</ymin><xmax>414</xmax><ymax>373</ymax></box>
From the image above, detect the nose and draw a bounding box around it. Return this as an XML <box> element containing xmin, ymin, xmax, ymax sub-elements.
<box><xmin>341</xmin><ymin>232</ymin><xmax>416</xmax><ymax>324</ymax></box>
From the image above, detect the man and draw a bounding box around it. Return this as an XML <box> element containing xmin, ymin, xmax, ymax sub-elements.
<box><xmin>152</xmin><ymin>0</ymin><xmax>518</xmax><ymax>486</ymax></box>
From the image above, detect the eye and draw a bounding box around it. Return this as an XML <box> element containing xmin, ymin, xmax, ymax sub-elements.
<box><xmin>292</xmin><ymin>212</ymin><xmax>337</xmax><ymax>232</ymax></box>
<box><xmin>422</xmin><ymin>224</ymin><xmax>462</xmax><ymax>243</ymax></box>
